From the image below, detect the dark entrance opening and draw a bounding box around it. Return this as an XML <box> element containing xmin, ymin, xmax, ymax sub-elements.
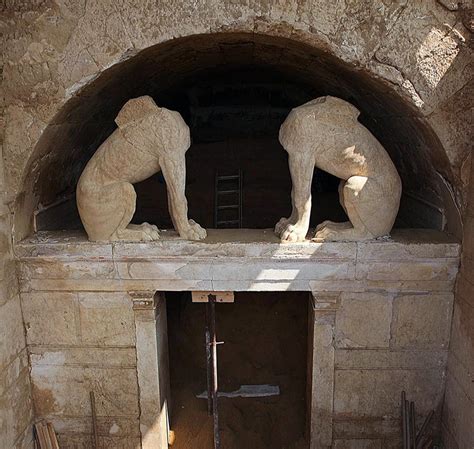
<box><xmin>132</xmin><ymin>68</ymin><xmax>347</xmax><ymax>230</ymax></box>
<box><xmin>166</xmin><ymin>291</ymin><xmax>309</xmax><ymax>449</ymax></box>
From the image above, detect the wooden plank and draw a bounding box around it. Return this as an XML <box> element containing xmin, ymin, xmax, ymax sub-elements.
<box><xmin>197</xmin><ymin>384</ymin><xmax>280</xmax><ymax>399</ymax></box>
<box><xmin>43</xmin><ymin>422</ymin><xmax>53</xmax><ymax>449</ymax></box>
<box><xmin>192</xmin><ymin>291</ymin><xmax>234</xmax><ymax>303</ymax></box>
<box><xmin>35</xmin><ymin>422</ymin><xmax>49</xmax><ymax>449</ymax></box>
<box><xmin>47</xmin><ymin>422</ymin><xmax>60</xmax><ymax>449</ymax></box>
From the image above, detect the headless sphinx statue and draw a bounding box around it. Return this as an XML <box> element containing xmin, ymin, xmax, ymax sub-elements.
<box><xmin>77</xmin><ymin>96</ymin><xmax>207</xmax><ymax>242</ymax></box>
<box><xmin>275</xmin><ymin>96</ymin><xmax>402</xmax><ymax>242</ymax></box>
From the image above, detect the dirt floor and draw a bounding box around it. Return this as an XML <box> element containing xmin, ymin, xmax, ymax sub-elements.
<box><xmin>166</xmin><ymin>291</ymin><xmax>309</xmax><ymax>449</ymax></box>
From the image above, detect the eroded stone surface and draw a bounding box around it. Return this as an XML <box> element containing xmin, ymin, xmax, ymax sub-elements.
<box><xmin>31</xmin><ymin>364</ymin><xmax>139</xmax><ymax>417</ymax></box>
<box><xmin>334</xmin><ymin>368</ymin><xmax>445</xmax><ymax>418</ymax></box>
<box><xmin>391</xmin><ymin>293</ymin><xmax>454</xmax><ymax>349</ymax></box>
<box><xmin>333</xmin><ymin>440</ymin><xmax>382</xmax><ymax>449</ymax></box>
<box><xmin>335</xmin><ymin>293</ymin><xmax>393</xmax><ymax>348</ymax></box>
<box><xmin>78</xmin><ymin>292</ymin><xmax>135</xmax><ymax>346</ymax></box>
<box><xmin>16</xmin><ymin>229</ymin><xmax>460</xmax><ymax>294</ymax></box>
<box><xmin>22</xmin><ymin>292</ymin><xmax>78</xmax><ymax>346</ymax></box>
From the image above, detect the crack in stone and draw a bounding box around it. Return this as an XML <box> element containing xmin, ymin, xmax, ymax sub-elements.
<box><xmin>369</xmin><ymin>0</ymin><xmax>409</xmax><ymax>59</ymax></box>
<box><xmin>111</xmin><ymin>3</ymin><xmax>135</xmax><ymax>50</ymax></box>
<box><xmin>370</xmin><ymin>54</ymin><xmax>425</xmax><ymax>106</ymax></box>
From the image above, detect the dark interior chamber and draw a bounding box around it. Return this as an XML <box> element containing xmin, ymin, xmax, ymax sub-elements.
<box><xmin>166</xmin><ymin>291</ymin><xmax>309</xmax><ymax>449</ymax></box>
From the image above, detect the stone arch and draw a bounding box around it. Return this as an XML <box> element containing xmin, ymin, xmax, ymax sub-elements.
<box><xmin>10</xmin><ymin>21</ymin><xmax>466</xmax><ymax>239</ymax></box>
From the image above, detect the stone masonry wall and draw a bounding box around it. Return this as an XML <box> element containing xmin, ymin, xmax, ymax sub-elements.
<box><xmin>0</xmin><ymin>131</ymin><xmax>34</xmax><ymax>447</ymax></box>
<box><xmin>331</xmin><ymin>291</ymin><xmax>452</xmax><ymax>448</ymax></box>
<box><xmin>16</xmin><ymin>229</ymin><xmax>460</xmax><ymax>448</ymax></box>
<box><xmin>442</xmin><ymin>151</ymin><xmax>474</xmax><ymax>449</ymax></box>
<box><xmin>22</xmin><ymin>292</ymin><xmax>140</xmax><ymax>449</ymax></box>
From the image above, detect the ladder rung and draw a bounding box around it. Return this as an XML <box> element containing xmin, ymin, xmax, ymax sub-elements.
<box><xmin>216</xmin><ymin>220</ymin><xmax>240</xmax><ymax>225</ymax></box>
<box><xmin>217</xmin><ymin>205</ymin><xmax>239</xmax><ymax>210</ymax></box>
<box><xmin>217</xmin><ymin>189</ymin><xmax>239</xmax><ymax>195</ymax></box>
<box><xmin>217</xmin><ymin>175</ymin><xmax>240</xmax><ymax>181</ymax></box>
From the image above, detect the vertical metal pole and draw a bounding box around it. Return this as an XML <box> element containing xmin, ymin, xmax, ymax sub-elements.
<box><xmin>90</xmin><ymin>391</ymin><xmax>99</xmax><ymax>449</ymax></box>
<box><xmin>402</xmin><ymin>391</ymin><xmax>407</xmax><ymax>449</ymax></box>
<box><xmin>405</xmin><ymin>399</ymin><xmax>411</xmax><ymax>449</ymax></box>
<box><xmin>208</xmin><ymin>294</ymin><xmax>221</xmax><ymax>449</ymax></box>
<box><xmin>410</xmin><ymin>402</ymin><xmax>416</xmax><ymax>449</ymax></box>
<box><xmin>415</xmin><ymin>410</ymin><xmax>433</xmax><ymax>449</ymax></box>
<box><xmin>205</xmin><ymin>304</ymin><xmax>213</xmax><ymax>416</ymax></box>
<box><xmin>238</xmin><ymin>169</ymin><xmax>243</xmax><ymax>228</ymax></box>
<box><xmin>214</xmin><ymin>171</ymin><xmax>219</xmax><ymax>228</ymax></box>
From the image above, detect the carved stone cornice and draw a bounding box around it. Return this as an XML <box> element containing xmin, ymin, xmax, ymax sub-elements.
<box><xmin>129</xmin><ymin>290</ymin><xmax>157</xmax><ymax>310</ymax></box>
<box><xmin>310</xmin><ymin>292</ymin><xmax>341</xmax><ymax>311</ymax></box>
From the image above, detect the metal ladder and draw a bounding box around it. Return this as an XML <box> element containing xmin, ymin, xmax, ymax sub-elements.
<box><xmin>214</xmin><ymin>170</ymin><xmax>243</xmax><ymax>228</ymax></box>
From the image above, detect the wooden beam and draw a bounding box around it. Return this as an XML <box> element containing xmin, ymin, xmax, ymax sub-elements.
<box><xmin>192</xmin><ymin>291</ymin><xmax>234</xmax><ymax>303</ymax></box>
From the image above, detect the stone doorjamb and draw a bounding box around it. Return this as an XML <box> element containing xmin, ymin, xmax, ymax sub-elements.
<box><xmin>308</xmin><ymin>291</ymin><xmax>340</xmax><ymax>449</ymax></box>
<box><xmin>130</xmin><ymin>291</ymin><xmax>171</xmax><ymax>449</ymax></box>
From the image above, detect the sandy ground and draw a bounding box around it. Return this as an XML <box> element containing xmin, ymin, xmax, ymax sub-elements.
<box><xmin>167</xmin><ymin>291</ymin><xmax>309</xmax><ymax>449</ymax></box>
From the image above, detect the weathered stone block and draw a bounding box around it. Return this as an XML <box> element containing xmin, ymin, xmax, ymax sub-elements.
<box><xmin>446</xmin><ymin>351</ymin><xmax>474</xmax><ymax>416</ymax></box>
<box><xmin>211</xmin><ymin>260</ymin><xmax>355</xmax><ymax>281</ymax></box>
<box><xmin>21</xmin><ymin>292</ymin><xmax>78</xmax><ymax>346</ymax></box>
<box><xmin>0</xmin><ymin>240</ymin><xmax>18</xmax><ymax>306</ymax></box>
<box><xmin>0</xmin><ymin>368</ymin><xmax>34</xmax><ymax>449</ymax></box>
<box><xmin>78</xmin><ymin>292</ymin><xmax>135</xmax><ymax>346</ymax></box>
<box><xmin>391</xmin><ymin>293</ymin><xmax>454</xmax><ymax>349</ymax></box>
<box><xmin>0</xmin><ymin>348</ymin><xmax>29</xmax><ymax>398</ymax></box>
<box><xmin>116</xmin><ymin>260</ymin><xmax>211</xmax><ymax>280</ymax></box>
<box><xmin>308</xmin><ymin>307</ymin><xmax>335</xmax><ymax>448</ymax></box>
<box><xmin>31</xmin><ymin>364</ymin><xmax>139</xmax><ymax>417</ymax></box>
<box><xmin>47</xmin><ymin>415</ymin><xmax>140</xmax><ymax>438</ymax></box>
<box><xmin>13</xmin><ymin>424</ymin><xmax>35</xmax><ymax>449</ymax></box>
<box><xmin>375</xmin><ymin>0</ymin><xmax>468</xmax><ymax>110</ymax></box>
<box><xmin>356</xmin><ymin>231</ymin><xmax>460</xmax><ymax>260</ymax></box>
<box><xmin>335</xmin><ymin>349</ymin><xmax>448</xmax><ymax>370</ymax></box>
<box><xmin>334</xmin><ymin>369</ymin><xmax>445</xmax><ymax>418</ymax></box>
<box><xmin>456</xmin><ymin>273</ymin><xmax>474</xmax><ymax>308</ymax></box>
<box><xmin>382</xmin><ymin>437</ymin><xmax>404</xmax><ymax>449</ymax></box>
<box><xmin>29</xmin><ymin>347</ymin><xmax>136</xmax><ymax>369</ymax></box>
<box><xmin>335</xmin><ymin>293</ymin><xmax>392</xmax><ymax>348</ymax></box>
<box><xmin>333</xmin><ymin>417</ymin><xmax>400</xmax><ymax>440</ymax></box>
<box><xmin>114</xmin><ymin>236</ymin><xmax>355</xmax><ymax>260</ymax></box>
<box><xmin>0</xmin><ymin>296</ymin><xmax>28</xmax><ymax>368</ymax></box>
<box><xmin>448</xmin><ymin>298</ymin><xmax>474</xmax><ymax>388</ymax></box>
<box><xmin>442</xmin><ymin>372</ymin><xmax>474</xmax><ymax>449</ymax></box>
<box><xmin>356</xmin><ymin>260</ymin><xmax>458</xmax><ymax>282</ymax></box>
<box><xmin>334</xmin><ymin>439</ymin><xmax>382</xmax><ymax>449</ymax></box>
<box><xmin>56</xmin><ymin>433</ymin><xmax>141</xmax><ymax>449</ymax></box>
<box><xmin>15</xmin><ymin>232</ymin><xmax>112</xmax><ymax>259</ymax></box>
<box><xmin>19</xmin><ymin>259</ymin><xmax>117</xmax><ymax>281</ymax></box>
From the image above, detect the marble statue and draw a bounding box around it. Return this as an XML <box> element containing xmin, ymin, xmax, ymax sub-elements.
<box><xmin>76</xmin><ymin>96</ymin><xmax>207</xmax><ymax>242</ymax></box>
<box><xmin>275</xmin><ymin>96</ymin><xmax>402</xmax><ymax>242</ymax></box>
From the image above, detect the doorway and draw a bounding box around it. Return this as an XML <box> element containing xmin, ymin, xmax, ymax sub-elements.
<box><xmin>166</xmin><ymin>291</ymin><xmax>309</xmax><ymax>449</ymax></box>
